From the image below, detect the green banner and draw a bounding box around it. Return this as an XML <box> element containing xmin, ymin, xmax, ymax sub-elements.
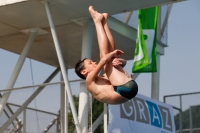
<box><xmin>132</xmin><ymin>7</ymin><xmax>159</xmax><ymax>73</ymax></box>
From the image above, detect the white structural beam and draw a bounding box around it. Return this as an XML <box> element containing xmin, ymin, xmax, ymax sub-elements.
<box><xmin>43</xmin><ymin>117</ymin><xmax>59</xmax><ymax>133</ymax></box>
<box><xmin>90</xmin><ymin>111</ymin><xmax>104</xmax><ymax>132</ymax></box>
<box><xmin>151</xmin><ymin>54</ymin><xmax>161</xmax><ymax>100</ymax></box>
<box><xmin>23</xmin><ymin>109</ymin><xmax>26</xmax><ymax>133</ymax></box>
<box><xmin>89</xmin><ymin>94</ymin><xmax>93</xmax><ymax>132</ymax></box>
<box><xmin>81</xmin><ymin>20</ymin><xmax>93</xmax><ymax>60</ymax></box>
<box><xmin>151</xmin><ymin>6</ymin><xmax>162</xmax><ymax>101</ymax></box>
<box><xmin>16</xmin><ymin>120</ymin><xmax>22</xmax><ymax>133</ymax></box>
<box><xmin>104</xmin><ymin>103</ymin><xmax>108</xmax><ymax>133</ymax></box>
<box><xmin>108</xmin><ymin>16</ymin><xmax>137</xmax><ymax>41</ymax></box>
<box><xmin>161</xmin><ymin>4</ymin><xmax>173</xmax><ymax>37</ymax></box>
<box><xmin>60</xmin><ymin>74</ymin><xmax>67</xmax><ymax>133</ymax></box>
<box><xmin>157</xmin><ymin>41</ymin><xmax>165</xmax><ymax>55</ymax></box>
<box><xmin>56</xmin><ymin>117</ymin><xmax>60</xmax><ymax>133</ymax></box>
<box><xmin>44</xmin><ymin>1</ymin><xmax>81</xmax><ymax>132</ymax></box>
<box><xmin>123</xmin><ymin>11</ymin><xmax>133</xmax><ymax>24</ymax></box>
<box><xmin>78</xmin><ymin>20</ymin><xmax>93</xmax><ymax>133</ymax></box>
<box><xmin>0</xmin><ymin>0</ymin><xmax>27</xmax><ymax>7</ymax></box>
<box><xmin>8</xmin><ymin>120</ymin><xmax>22</xmax><ymax>133</ymax></box>
<box><xmin>0</xmin><ymin>29</ymin><xmax>37</xmax><ymax>116</ymax></box>
<box><xmin>0</xmin><ymin>68</ymin><xmax>60</xmax><ymax>132</ymax></box>
<box><xmin>0</xmin><ymin>94</ymin><xmax>19</xmax><ymax>127</ymax></box>
<box><xmin>79</xmin><ymin>82</ymin><xmax>89</xmax><ymax>132</ymax></box>
<box><xmin>108</xmin><ymin>15</ymin><xmax>166</xmax><ymax>57</ymax></box>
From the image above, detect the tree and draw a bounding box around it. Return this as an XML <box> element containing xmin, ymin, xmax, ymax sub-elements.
<box><xmin>174</xmin><ymin>106</ymin><xmax>200</xmax><ymax>133</ymax></box>
<box><xmin>67</xmin><ymin>96</ymin><xmax>104</xmax><ymax>133</ymax></box>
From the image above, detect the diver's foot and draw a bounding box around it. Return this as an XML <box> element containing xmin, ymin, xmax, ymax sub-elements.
<box><xmin>102</xmin><ymin>13</ymin><xmax>108</xmax><ymax>25</ymax></box>
<box><xmin>89</xmin><ymin>6</ymin><xmax>103</xmax><ymax>23</ymax></box>
<box><xmin>102</xmin><ymin>13</ymin><xmax>108</xmax><ymax>20</ymax></box>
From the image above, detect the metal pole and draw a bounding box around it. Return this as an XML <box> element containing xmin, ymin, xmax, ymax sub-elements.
<box><xmin>132</xmin><ymin>73</ymin><xmax>139</xmax><ymax>80</ymax></box>
<box><xmin>180</xmin><ymin>95</ymin><xmax>183</xmax><ymax>133</ymax></box>
<box><xmin>8</xmin><ymin>120</ymin><xmax>22</xmax><ymax>133</ymax></box>
<box><xmin>123</xmin><ymin>11</ymin><xmax>133</xmax><ymax>24</ymax></box>
<box><xmin>104</xmin><ymin>103</ymin><xmax>107</xmax><ymax>133</ymax></box>
<box><xmin>2</xmin><ymin>107</ymin><xmax>15</xmax><ymax>127</ymax></box>
<box><xmin>0</xmin><ymin>68</ymin><xmax>60</xmax><ymax>132</ymax></box>
<box><xmin>89</xmin><ymin>94</ymin><xmax>93</xmax><ymax>133</ymax></box>
<box><xmin>81</xmin><ymin>20</ymin><xmax>93</xmax><ymax>60</ymax></box>
<box><xmin>23</xmin><ymin>109</ymin><xmax>26</xmax><ymax>133</ymax></box>
<box><xmin>78</xmin><ymin>20</ymin><xmax>93</xmax><ymax>133</ymax></box>
<box><xmin>44</xmin><ymin>1</ymin><xmax>81</xmax><ymax>132</ymax></box>
<box><xmin>151</xmin><ymin>6</ymin><xmax>161</xmax><ymax>100</ymax></box>
<box><xmin>163</xmin><ymin>96</ymin><xmax>166</xmax><ymax>103</ymax></box>
<box><xmin>43</xmin><ymin>117</ymin><xmax>58</xmax><ymax>133</ymax></box>
<box><xmin>157</xmin><ymin>6</ymin><xmax>162</xmax><ymax>40</ymax></box>
<box><xmin>160</xmin><ymin>4</ymin><xmax>173</xmax><ymax>36</ymax></box>
<box><xmin>60</xmin><ymin>75</ymin><xmax>63</xmax><ymax>133</ymax></box>
<box><xmin>190</xmin><ymin>106</ymin><xmax>193</xmax><ymax>133</ymax></box>
<box><xmin>60</xmin><ymin>74</ymin><xmax>67</xmax><ymax>133</ymax></box>
<box><xmin>0</xmin><ymin>29</ymin><xmax>37</xmax><ymax>116</ymax></box>
<box><xmin>79</xmin><ymin>81</ymin><xmax>89</xmax><ymax>132</ymax></box>
<box><xmin>151</xmin><ymin>6</ymin><xmax>162</xmax><ymax>100</ymax></box>
<box><xmin>16</xmin><ymin>120</ymin><xmax>22</xmax><ymax>133</ymax></box>
<box><xmin>1</xmin><ymin>93</ymin><xmax>25</xmax><ymax>128</ymax></box>
<box><xmin>56</xmin><ymin>116</ymin><xmax>60</xmax><ymax>133</ymax></box>
<box><xmin>90</xmin><ymin>111</ymin><xmax>104</xmax><ymax>132</ymax></box>
<box><xmin>151</xmin><ymin>54</ymin><xmax>161</xmax><ymax>100</ymax></box>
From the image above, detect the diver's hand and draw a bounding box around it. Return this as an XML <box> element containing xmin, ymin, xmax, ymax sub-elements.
<box><xmin>112</xmin><ymin>49</ymin><xmax>124</xmax><ymax>58</ymax></box>
<box><xmin>102</xmin><ymin>49</ymin><xmax>124</xmax><ymax>63</ymax></box>
<box><xmin>112</xmin><ymin>58</ymin><xmax>122</xmax><ymax>67</ymax></box>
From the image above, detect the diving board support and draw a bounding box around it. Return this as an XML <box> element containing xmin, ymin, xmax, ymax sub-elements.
<box><xmin>23</xmin><ymin>108</ymin><xmax>26</xmax><ymax>133</ymax></box>
<box><xmin>0</xmin><ymin>68</ymin><xmax>60</xmax><ymax>132</ymax></box>
<box><xmin>89</xmin><ymin>111</ymin><xmax>104</xmax><ymax>132</ymax></box>
<box><xmin>151</xmin><ymin>7</ymin><xmax>163</xmax><ymax>100</ymax></box>
<box><xmin>43</xmin><ymin>117</ymin><xmax>59</xmax><ymax>133</ymax></box>
<box><xmin>0</xmin><ymin>94</ymin><xmax>18</xmax><ymax>127</ymax></box>
<box><xmin>151</xmin><ymin>54</ymin><xmax>161</xmax><ymax>100</ymax></box>
<box><xmin>44</xmin><ymin>1</ymin><xmax>81</xmax><ymax>133</ymax></box>
<box><xmin>161</xmin><ymin>4</ymin><xmax>173</xmax><ymax>37</ymax></box>
<box><xmin>104</xmin><ymin>103</ymin><xmax>108</xmax><ymax>133</ymax></box>
<box><xmin>108</xmin><ymin>16</ymin><xmax>137</xmax><ymax>41</ymax></box>
<box><xmin>0</xmin><ymin>29</ymin><xmax>37</xmax><ymax>116</ymax></box>
<box><xmin>123</xmin><ymin>11</ymin><xmax>133</xmax><ymax>24</ymax></box>
<box><xmin>78</xmin><ymin>20</ymin><xmax>93</xmax><ymax>133</ymax></box>
<box><xmin>60</xmin><ymin>74</ymin><xmax>67</xmax><ymax>133</ymax></box>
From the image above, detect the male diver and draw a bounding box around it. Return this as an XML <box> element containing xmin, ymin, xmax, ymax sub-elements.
<box><xmin>75</xmin><ymin>6</ymin><xmax>138</xmax><ymax>104</ymax></box>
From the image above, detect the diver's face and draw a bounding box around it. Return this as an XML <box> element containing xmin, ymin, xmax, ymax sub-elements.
<box><xmin>83</xmin><ymin>59</ymin><xmax>97</xmax><ymax>73</ymax></box>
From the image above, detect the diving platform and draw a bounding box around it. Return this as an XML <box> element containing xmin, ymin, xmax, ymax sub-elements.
<box><xmin>0</xmin><ymin>0</ymin><xmax>184</xmax><ymax>68</ymax></box>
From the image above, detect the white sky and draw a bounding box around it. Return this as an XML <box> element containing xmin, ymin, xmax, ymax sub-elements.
<box><xmin>0</xmin><ymin>0</ymin><xmax>200</xmax><ymax>106</ymax></box>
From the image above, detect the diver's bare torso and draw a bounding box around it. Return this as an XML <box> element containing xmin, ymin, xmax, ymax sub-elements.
<box><xmin>86</xmin><ymin>60</ymin><xmax>132</xmax><ymax>104</ymax></box>
<box><xmin>86</xmin><ymin>75</ymin><xmax>128</xmax><ymax>104</ymax></box>
<box><xmin>86</xmin><ymin>66</ymin><xmax>132</xmax><ymax>104</ymax></box>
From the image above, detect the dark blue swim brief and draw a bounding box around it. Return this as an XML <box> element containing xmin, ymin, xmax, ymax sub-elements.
<box><xmin>114</xmin><ymin>80</ymin><xmax>138</xmax><ymax>100</ymax></box>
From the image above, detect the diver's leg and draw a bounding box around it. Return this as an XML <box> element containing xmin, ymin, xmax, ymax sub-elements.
<box><xmin>89</xmin><ymin>6</ymin><xmax>131</xmax><ymax>86</ymax></box>
<box><xmin>89</xmin><ymin>6</ymin><xmax>109</xmax><ymax>59</ymax></box>
<box><xmin>102</xmin><ymin>13</ymin><xmax>115</xmax><ymax>52</ymax></box>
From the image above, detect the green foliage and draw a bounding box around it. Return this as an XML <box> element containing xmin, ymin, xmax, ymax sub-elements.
<box><xmin>174</xmin><ymin>106</ymin><xmax>200</xmax><ymax>132</ymax></box>
<box><xmin>92</xmin><ymin>99</ymin><xmax>104</xmax><ymax>133</ymax></box>
<box><xmin>67</xmin><ymin>96</ymin><xmax>104</xmax><ymax>133</ymax></box>
<box><xmin>68</xmin><ymin>95</ymin><xmax>79</xmax><ymax>132</ymax></box>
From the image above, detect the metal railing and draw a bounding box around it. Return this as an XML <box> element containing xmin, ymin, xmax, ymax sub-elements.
<box><xmin>0</xmin><ymin>79</ymin><xmax>84</xmax><ymax>133</ymax></box>
<box><xmin>164</xmin><ymin>91</ymin><xmax>200</xmax><ymax>133</ymax></box>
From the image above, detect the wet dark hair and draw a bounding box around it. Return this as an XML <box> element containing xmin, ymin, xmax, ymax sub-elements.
<box><xmin>75</xmin><ymin>58</ymin><xmax>87</xmax><ymax>79</ymax></box>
